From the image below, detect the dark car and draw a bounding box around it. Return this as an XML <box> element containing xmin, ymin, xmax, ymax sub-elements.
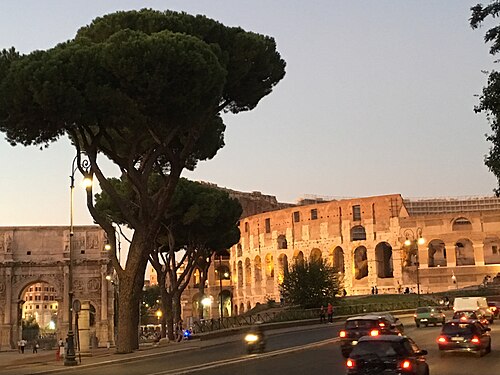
<box><xmin>487</xmin><ymin>301</ymin><xmax>499</xmax><ymax>318</ymax></box>
<box><xmin>339</xmin><ymin>314</ymin><xmax>404</xmax><ymax>358</ymax></box>
<box><xmin>452</xmin><ymin>309</ymin><xmax>489</xmax><ymax>326</ymax></box>
<box><xmin>437</xmin><ymin>319</ymin><xmax>491</xmax><ymax>357</ymax></box>
<box><xmin>414</xmin><ymin>306</ymin><xmax>446</xmax><ymax>327</ymax></box>
<box><xmin>346</xmin><ymin>335</ymin><xmax>429</xmax><ymax>375</ymax></box>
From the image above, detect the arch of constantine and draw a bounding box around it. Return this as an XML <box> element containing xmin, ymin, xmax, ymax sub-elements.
<box><xmin>0</xmin><ymin>226</ymin><xmax>112</xmax><ymax>350</ymax></box>
<box><xmin>230</xmin><ymin>194</ymin><xmax>500</xmax><ymax>314</ymax></box>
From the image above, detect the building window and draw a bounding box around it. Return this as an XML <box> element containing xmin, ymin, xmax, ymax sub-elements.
<box><xmin>265</xmin><ymin>218</ymin><xmax>271</xmax><ymax>233</ymax></box>
<box><xmin>293</xmin><ymin>211</ymin><xmax>300</xmax><ymax>222</ymax></box>
<box><xmin>244</xmin><ymin>222</ymin><xmax>249</xmax><ymax>233</ymax></box>
<box><xmin>353</xmin><ymin>205</ymin><xmax>361</xmax><ymax>221</ymax></box>
<box><xmin>311</xmin><ymin>209</ymin><xmax>318</xmax><ymax>220</ymax></box>
<box><xmin>351</xmin><ymin>225</ymin><xmax>367</xmax><ymax>241</ymax></box>
<box><xmin>493</xmin><ymin>245</ymin><xmax>498</xmax><ymax>255</ymax></box>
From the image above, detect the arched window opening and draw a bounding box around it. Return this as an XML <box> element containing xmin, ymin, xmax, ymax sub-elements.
<box><xmin>351</xmin><ymin>226</ymin><xmax>366</xmax><ymax>241</ymax></box>
<box><xmin>277</xmin><ymin>234</ymin><xmax>288</xmax><ymax>249</ymax></box>
<box><xmin>254</xmin><ymin>256</ymin><xmax>262</xmax><ymax>284</ymax></box>
<box><xmin>455</xmin><ymin>239</ymin><xmax>475</xmax><ymax>266</ymax></box>
<box><xmin>354</xmin><ymin>246</ymin><xmax>368</xmax><ymax>280</ymax></box>
<box><xmin>265</xmin><ymin>253</ymin><xmax>274</xmax><ymax>278</ymax></box>
<box><xmin>333</xmin><ymin>247</ymin><xmax>345</xmax><ymax>273</ymax></box>
<box><xmin>310</xmin><ymin>248</ymin><xmax>322</xmax><ymax>263</ymax></box>
<box><xmin>428</xmin><ymin>239</ymin><xmax>447</xmax><ymax>267</ymax></box>
<box><xmin>452</xmin><ymin>217</ymin><xmax>472</xmax><ymax>231</ymax></box>
<box><xmin>375</xmin><ymin>242</ymin><xmax>393</xmax><ymax>278</ymax></box>
<box><xmin>244</xmin><ymin>258</ymin><xmax>252</xmax><ymax>285</ymax></box>
<box><xmin>237</xmin><ymin>261</ymin><xmax>243</xmax><ymax>288</ymax></box>
<box><xmin>293</xmin><ymin>250</ymin><xmax>304</xmax><ymax>266</ymax></box>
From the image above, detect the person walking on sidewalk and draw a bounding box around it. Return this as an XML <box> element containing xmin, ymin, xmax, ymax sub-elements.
<box><xmin>327</xmin><ymin>303</ymin><xmax>334</xmax><ymax>323</ymax></box>
<box><xmin>32</xmin><ymin>340</ymin><xmax>39</xmax><ymax>353</ymax></box>
<box><xmin>319</xmin><ymin>305</ymin><xmax>326</xmax><ymax>323</ymax></box>
<box><xmin>19</xmin><ymin>339</ymin><xmax>26</xmax><ymax>353</ymax></box>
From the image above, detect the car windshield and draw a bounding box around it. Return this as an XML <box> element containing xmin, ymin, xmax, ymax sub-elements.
<box><xmin>345</xmin><ymin>320</ymin><xmax>377</xmax><ymax>329</ymax></box>
<box><xmin>416</xmin><ymin>307</ymin><xmax>430</xmax><ymax>313</ymax></box>
<box><xmin>351</xmin><ymin>341</ymin><xmax>408</xmax><ymax>358</ymax></box>
<box><xmin>442</xmin><ymin>323</ymin><xmax>475</xmax><ymax>335</ymax></box>
<box><xmin>453</xmin><ymin>311</ymin><xmax>477</xmax><ymax>319</ymax></box>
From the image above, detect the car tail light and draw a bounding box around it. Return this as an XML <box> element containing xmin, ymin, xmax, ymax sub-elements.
<box><xmin>346</xmin><ymin>359</ymin><xmax>355</xmax><ymax>368</ymax></box>
<box><xmin>471</xmin><ymin>336</ymin><xmax>480</xmax><ymax>344</ymax></box>
<box><xmin>370</xmin><ymin>329</ymin><xmax>379</xmax><ymax>336</ymax></box>
<box><xmin>400</xmin><ymin>360</ymin><xmax>412</xmax><ymax>370</ymax></box>
<box><xmin>437</xmin><ymin>336</ymin><xmax>447</xmax><ymax>343</ymax></box>
<box><xmin>339</xmin><ymin>330</ymin><xmax>346</xmax><ymax>338</ymax></box>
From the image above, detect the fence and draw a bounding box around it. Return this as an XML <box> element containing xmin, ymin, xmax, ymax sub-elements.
<box><xmin>192</xmin><ymin>299</ymin><xmax>422</xmax><ymax>334</ymax></box>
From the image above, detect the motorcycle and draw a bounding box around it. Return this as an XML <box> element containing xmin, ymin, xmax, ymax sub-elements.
<box><xmin>244</xmin><ymin>330</ymin><xmax>266</xmax><ymax>354</ymax></box>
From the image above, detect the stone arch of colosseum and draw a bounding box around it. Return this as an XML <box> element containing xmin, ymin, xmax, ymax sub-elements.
<box><xmin>0</xmin><ymin>226</ymin><xmax>112</xmax><ymax>350</ymax></box>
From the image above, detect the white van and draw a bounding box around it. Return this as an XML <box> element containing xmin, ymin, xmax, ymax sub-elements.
<box><xmin>454</xmin><ymin>297</ymin><xmax>493</xmax><ymax>323</ymax></box>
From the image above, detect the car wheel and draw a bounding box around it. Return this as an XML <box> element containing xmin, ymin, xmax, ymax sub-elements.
<box><xmin>416</xmin><ymin>322</ymin><xmax>420</xmax><ymax>328</ymax></box>
<box><xmin>475</xmin><ymin>348</ymin><xmax>484</xmax><ymax>358</ymax></box>
<box><xmin>487</xmin><ymin>342</ymin><xmax>492</xmax><ymax>354</ymax></box>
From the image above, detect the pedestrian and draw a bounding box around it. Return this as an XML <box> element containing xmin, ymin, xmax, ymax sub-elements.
<box><xmin>371</xmin><ymin>286</ymin><xmax>375</xmax><ymax>295</ymax></box>
<box><xmin>32</xmin><ymin>340</ymin><xmax>39</xmax><ymax>353</ymax></box>
<box><xmin>342</xmin><ymin>289</ymin><xmax>347</xmax><ymax>297</ymax></box>
<box><xmin>20</xmin><ymin>339</ymin><xmax>26</xmax><ymax>354</ymax></box>
<box><xmin>58</xmin><ymin>338</ymin><xmax>65</xmax><ymax>360</ymax></box>
<box><xmin>319</xmin><ymin>305</ymin><xmax>326</xmax><ymax>323</ymax></box>
<box><xmin>374</xmin><ymin>286</ymin><xmax>378</xmax><ymax>295</ymax></box>
<box><xmin>327</xmin><ymin>303</ymin><xmax>334</xmax><ymax>323</ymax></box>
<box><xmin>17</xmin><ymin>340</ymin><xmax>21</xmax><ymax>353</ymax></box>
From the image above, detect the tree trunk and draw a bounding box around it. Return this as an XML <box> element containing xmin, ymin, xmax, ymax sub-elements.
<box><xmin>115</xmin><ymin>237</ymin><xmax>149</xmax><ymax>354</ymax></box>
<box><xmin>197</xmin><ymin>281</ymin><xmax>205</xmax><ymax>320</ymax></box>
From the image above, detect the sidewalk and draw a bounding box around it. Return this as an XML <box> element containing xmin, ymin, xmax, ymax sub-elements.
<box><xmin>0</xmin><ymin>339</ymin><xmax>206</xmax><ymax>375</ymax></box>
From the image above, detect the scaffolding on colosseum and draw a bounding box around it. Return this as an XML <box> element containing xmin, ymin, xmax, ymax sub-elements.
<box><xmin>403</xmin><ymin>196</ymin><xmax>500</xmax><ymax>216</ymax></box>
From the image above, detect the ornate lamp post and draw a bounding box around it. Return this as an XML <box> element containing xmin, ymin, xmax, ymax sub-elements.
<box><xmin>403</xmin><ymin>228</ymin><xmax>425</xmax><ymax>307</ymax></box>
<box><xmin>65</xmin><ymin>155</ymin><xmax>91</xmax><ymax>366</ymax></box>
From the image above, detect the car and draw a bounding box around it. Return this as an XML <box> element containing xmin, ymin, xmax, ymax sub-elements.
<box><xmin>346</xmin><ymin>335</ymin><xmax>429</xmax><ymax>375</ymax></box>
<box><xmin>453</xmin><ymin>297</ymin><xmax>494</xmax><ymax>323</ymax></box>
<box><xmin>339</xmin><ymin>314</ymin><xmax>404</xmax><ymax>358</ymax></box>
<box><xmin>414</xmin><ymin>306</ymin><xmax>446</xmax><ymax>327</ymax></box>
<box><xmin>452</xmin><ymin>309</ymin><xmax>489</xmax><ymax>326</ymax></box>
<box><xmin>437</xmin><ymin>319</ymin><xmax>491</xmax><ymax>357</ymax></box>
<box><xmin>488</xmin><ymin>301</ymin><xmax>500</xmax><ymax>318</ymax></box>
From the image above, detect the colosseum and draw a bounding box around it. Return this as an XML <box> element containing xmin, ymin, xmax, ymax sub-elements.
<box><xmin>229</xmin><ymin>193</ymin><xmax>500</xmax><ymax>315</ymax></box>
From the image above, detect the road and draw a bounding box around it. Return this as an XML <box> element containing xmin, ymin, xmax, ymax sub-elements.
<box><xmin>26</xmin><ymin>314</ymin><xmax>500</xmax><ymax>375</ymax></box>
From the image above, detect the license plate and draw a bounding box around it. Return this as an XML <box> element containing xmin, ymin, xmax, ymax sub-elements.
<box><xmin>352</xmin><ymin>341</ymin><xmax>358</xmax><ymax>345</ymax></box>
<box><xmin>451</xmin><ymin>337</ymin><xmax>464</xmax><ymax>342</ymax></box>
<box><xmin>420</xmin><ymin>319</ymin><xmax>428</xmax><ymax>322</ymax></box>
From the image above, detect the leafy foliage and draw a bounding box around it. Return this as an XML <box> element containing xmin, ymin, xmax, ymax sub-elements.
<box><xmin>471</xmin><ymin>2</ymin><xmax>500</xmax><ymax>195</ymax></box>
<box><xmin>0</xmin><ymin>9</ymin><xmax>284</xmax><ymax>353</ymax></box>
<box><xmin>281</xmin><ymin>258</ymin><xmax>341</xmax><ymax>309</ymax></box>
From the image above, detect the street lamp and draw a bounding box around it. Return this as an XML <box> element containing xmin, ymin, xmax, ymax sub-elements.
<box><xmin>65</xmin><ymin>154</ymin><xmax>91</xmax><ymax>367</ymax></box>
<box><xmin>403</xmin><ymin>228</ymin><xmax>425</xmax><ymax>307</ymax></box>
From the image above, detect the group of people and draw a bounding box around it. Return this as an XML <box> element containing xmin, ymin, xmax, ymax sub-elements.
<box><xmin>319</xmin><ymin>303</ymin><xmax>334</xmax><ymax>323</ymax></box>
<box><xmin>17</xmin><ymin>339</ymin><xmax>39</xmax><ymax>354</ymax></box>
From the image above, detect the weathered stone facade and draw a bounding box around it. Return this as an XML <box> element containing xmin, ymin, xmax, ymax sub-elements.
<box><xmin>0</xmin><ymin>226</ymin><xmax>112</xmax><ymax>350</ymax></box>
<box><xmin>230</xmin><ymin>194</ymin><xmax>500</xmax><ymax>314</ymax></box>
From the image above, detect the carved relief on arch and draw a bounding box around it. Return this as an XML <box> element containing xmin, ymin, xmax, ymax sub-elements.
<box><xmin>87</xmin><ymin>278</ymin><xmax>100</xmax><ymax>292</ymax></box>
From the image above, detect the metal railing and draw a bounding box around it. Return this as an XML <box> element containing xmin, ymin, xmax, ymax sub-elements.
<box><xmin>192</xmin><ymin>299</ymin><xmax>423</xmax><ymax>334</ymax></box>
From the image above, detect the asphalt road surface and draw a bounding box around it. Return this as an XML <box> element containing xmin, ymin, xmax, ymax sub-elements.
<box><xmin>39</xmin><ymin>314</ymin><xmax>500</xmax><ymax>375</ymax></box>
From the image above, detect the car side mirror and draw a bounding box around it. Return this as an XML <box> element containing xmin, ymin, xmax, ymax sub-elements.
<box><xmin>485</xmin><ymin>327</ymin><xmax>491</xmax><ymax>332</ymax></box>
<box><xmin>418</xmin><ymin>350</ymin><xmax>428</xmax><ymax>355</ymax></box>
